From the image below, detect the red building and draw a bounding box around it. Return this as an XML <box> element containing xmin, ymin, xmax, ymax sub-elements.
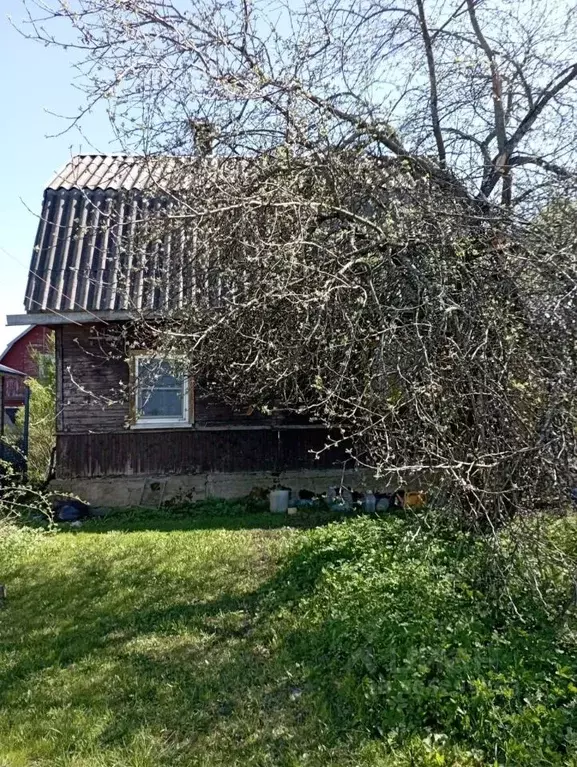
<box><xmin>0</xmin><ymin>326</ymin><xmax>51</xmax><ymax>423</ymax></box>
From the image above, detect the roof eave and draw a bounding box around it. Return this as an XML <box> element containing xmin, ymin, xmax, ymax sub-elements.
<box><xmin>6</xmin><ymin>310</ymin><xmax>153</xmax><ymax>326</ymax></box>
<box><xmin>0</xmin><ymin>363</ymin><xmax>26</xmax><ymax>377</ymax></box>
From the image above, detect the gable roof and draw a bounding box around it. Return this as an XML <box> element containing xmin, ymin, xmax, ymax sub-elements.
<box><xmin>19</xmin><ymin>152</ymin><xmax>474</xmax><ymax>323</ymax></box>
<box><xmin>0</xmin><ymin>326</ymin><xmax>33</xmax><ymax>362</ymax></box>
<box><xmin>25</xmin><ymin>155</ymin><xmax>210</xmax><ymax>315</ymax></box>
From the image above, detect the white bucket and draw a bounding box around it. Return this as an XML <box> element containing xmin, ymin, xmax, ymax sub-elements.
<box><xmin>269</xmin><ymin>489</ymin><xmax>290</xmax><ymax>513</ymax></box>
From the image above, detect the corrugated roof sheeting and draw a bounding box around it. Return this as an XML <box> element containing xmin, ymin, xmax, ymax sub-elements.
<box><xmin>47</xmin><ymin>154</ymin><xmax>200</xmax><ymax>192</ymax></box>
<box><xmin>26</xmin><ymin>152</ymin><xmax>452</xmax><ymax>316</ymax></box>
<box><xmin>26</xmin><ymin>154</ymin><xmax>238</xmax><ymax>313</ymax></box>
<box><xmin>25</xmin><ymin>187</ymin><xmax>201</xmax><ymax>313</ymax></box>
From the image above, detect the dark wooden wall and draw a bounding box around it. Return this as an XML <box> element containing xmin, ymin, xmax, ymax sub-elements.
<box><xmin>56</xmin><ymin>323</ymin><xmax>300</xmax><ymax>433</ymax></box>
<box><xmin>55</xmin><ymin>322</ymin><xmax>342</xmax><ymax>478</ymax></box>
<box><xmin>56</xmin><ymin>428</ymin><xmax>344</xmax><ymax>478</ymax></box>
<box><xmin>56</xmin><ymin>324</ymin><xmax>128</xmax><ymax>433</ymax></box>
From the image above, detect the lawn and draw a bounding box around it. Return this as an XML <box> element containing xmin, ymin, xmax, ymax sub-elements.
<box><xmin>0</xmin><ymin>506</ymin><xmax>361</xmax><ymax>767</ymax></box>
<box><xmin>1</xmin><ymin>504</ymin><xmax>577</xmax><ymax>766</ymax></box>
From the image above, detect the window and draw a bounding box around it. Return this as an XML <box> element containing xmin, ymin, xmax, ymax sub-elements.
<box><xmin>132</xmin><ymin>356</ymin><xmax>192</xmax><ymax>427</ymax></box>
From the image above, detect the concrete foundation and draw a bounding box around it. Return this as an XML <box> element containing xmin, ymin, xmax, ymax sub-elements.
<box><xmin>50</xmin><ymin>469</ymin><xmax>393</xmax><ymax>508</ymax></box>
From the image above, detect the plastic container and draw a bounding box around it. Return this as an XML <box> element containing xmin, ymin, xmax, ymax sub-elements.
<box><xmin>270</xmin><ymin>489</ymin><xmax>290</xmax><ymax>513</ymax></box>
<box><xmin>405</xmin><ymin>490</ymin><xmax>426</xmax><ymax>508</ymax></box>
<box><xmin>363</xmin><ymin>491</ymin><xmax>376</xmax><ymax>513</ymax></box>
<box><xmin>376</xmin><ymin>495</ymin><xmax>390</xmax><ymax>512</ymax></box>
<box><xmin>341</xmin><ymin>487</ymin><xmax>353</xmax><ymax>510</ymax></box>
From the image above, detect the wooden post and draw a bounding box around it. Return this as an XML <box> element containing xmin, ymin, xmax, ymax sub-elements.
<box><xmin>22</xmin><ymin>385</ymin><xmax>30</xmax><ymax>481</ymax></box>
<box><xmin>0</xmin><ymin>375</ymin><xmax>5</xmax><ymax>439</ymax></box>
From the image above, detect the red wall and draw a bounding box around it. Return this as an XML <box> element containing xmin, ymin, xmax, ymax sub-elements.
<box><xmin>0</xmin><ymin>326</ymin><xmax>52</xmax><ymax>407</ymax></box>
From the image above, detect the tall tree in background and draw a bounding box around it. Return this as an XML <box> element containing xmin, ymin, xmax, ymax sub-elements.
<box><xmin>21</xmin><ymin>0</ymin><xmax>577</xmax><ymax>522</ymax></box>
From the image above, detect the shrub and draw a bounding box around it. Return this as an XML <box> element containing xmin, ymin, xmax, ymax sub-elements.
<box><xmin>266</xmin><ymin>513</ymin><xmax>577</xmax><ymax>765</ymax></box>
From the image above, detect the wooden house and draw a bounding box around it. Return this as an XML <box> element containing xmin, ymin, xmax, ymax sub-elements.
<box><xmin>7</xmin><ymin>155</ymin><xmax>350</xmax><ymax>506</ymax></box>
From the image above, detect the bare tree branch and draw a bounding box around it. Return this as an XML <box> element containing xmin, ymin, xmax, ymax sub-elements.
<box><xmin>509</xmin><ymin>154</ymin><xmax>575</xmax><ymax>178</ymax></box>
<box><xmin>16</xmin><ymin>0</ymin><xmax>577</xmax><ymax>523</ymax></box>
<box><xmin>415</xmin><ymin>0</ymin><xmax>446</xmax><ymax>167</ymax></box>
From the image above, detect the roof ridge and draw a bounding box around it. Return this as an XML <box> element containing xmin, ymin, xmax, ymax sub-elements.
<box><xmin>44</xmin><ymin>154</ymin><xmax>209</xmax><ymax>191</ymax></box>
<box><xmin>0</xmin><ymin>326</ymin><xmax>34</xmax><ymax>363</ymax></box>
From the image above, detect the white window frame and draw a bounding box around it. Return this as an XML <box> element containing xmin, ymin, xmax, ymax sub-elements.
<box><xmin>131</xmin><ymin>354</ymin><xmax>192</xmax><ymax>428</ymax></box>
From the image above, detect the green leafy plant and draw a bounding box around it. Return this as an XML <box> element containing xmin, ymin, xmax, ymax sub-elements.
<box><xmin>265</xmin><ymin>514</ymin><xmax>577</xmax><ymax>765</ymax></box>
<box><xmin>14</xmin><ymin>338</ymin><xmax>56</xmax><ymax>484</ymax></box>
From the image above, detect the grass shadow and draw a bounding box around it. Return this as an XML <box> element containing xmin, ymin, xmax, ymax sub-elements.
<box><xmin>0</xmin><ymin>515</ymin><xmax>369</xmax><ymax>766</ymax></box>
<box><xmin>75</xmin><ymin>506</ymin><xmax>357</xmax><ymax>533</ymax></box>
<box><xmin>4</xmin><ymin>511</ymin><xmax>572</xmax><ymax>766</ymax></box>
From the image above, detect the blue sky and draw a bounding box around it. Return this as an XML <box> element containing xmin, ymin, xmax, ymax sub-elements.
<box><xmin>0</xmin><ymin>1</ymin><xmax>117</xmax><ymax>352</ymax></box>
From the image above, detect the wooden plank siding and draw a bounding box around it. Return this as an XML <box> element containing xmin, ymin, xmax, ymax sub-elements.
<box><xmin>58</xmin><ymin>323</ymin><xmax>310</xmax><ymax>432</ymax></box>
<box><xmin>56</xmin><ymin>323</ymin><xmax>343</xmax><ymax>478</ymax></box>
<box><xmin>56</xmin><ymin>428</ymin><xmax>344</xmax><ymax>478</ymax></box>
<box><xmin>59</xmin><ymin>323</ymin><xmax>128</xmax><ymax>433</ymax></box>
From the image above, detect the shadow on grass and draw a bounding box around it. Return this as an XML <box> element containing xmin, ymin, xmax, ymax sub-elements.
<box><xmin>0</xmin><ymin>515</ymin><xmax>367</xmax><ymax>766</ymax></box>
<box><xmin>76</xmin><ymin>506</ymin><xmax>356</xmax><ymax>533</ymax></box>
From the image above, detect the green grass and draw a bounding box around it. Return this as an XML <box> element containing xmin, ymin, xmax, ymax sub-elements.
<box><xmin>0</xmin><ymin>505</ymin><xmax>366</xmax><ymax>767</ymax></box>
<box><xmin>0</xmin><ymin>505</ymin><xmax>576</xmax><ymax>766</ymax></box>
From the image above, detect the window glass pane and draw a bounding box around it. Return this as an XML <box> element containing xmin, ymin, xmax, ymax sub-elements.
<box><xmin>138</xmin><ymin>359</ymin><xmax>183</xmax><ymax>389</ymax></box>
<box><xmin>139</xmin><ymin>388</ymin><xmax>184</xmax><ymax>418</ymax></box>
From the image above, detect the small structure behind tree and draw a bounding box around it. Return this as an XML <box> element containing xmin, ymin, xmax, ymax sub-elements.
<box><xmin>0</xmin><ymin>326</ymin><xmax>52</xmax><ymax>429</ymax></box>
<box><xmin>0</xmin><ymin>363</ymin><xmax>29</xmax><ymax>476</ymax></box>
